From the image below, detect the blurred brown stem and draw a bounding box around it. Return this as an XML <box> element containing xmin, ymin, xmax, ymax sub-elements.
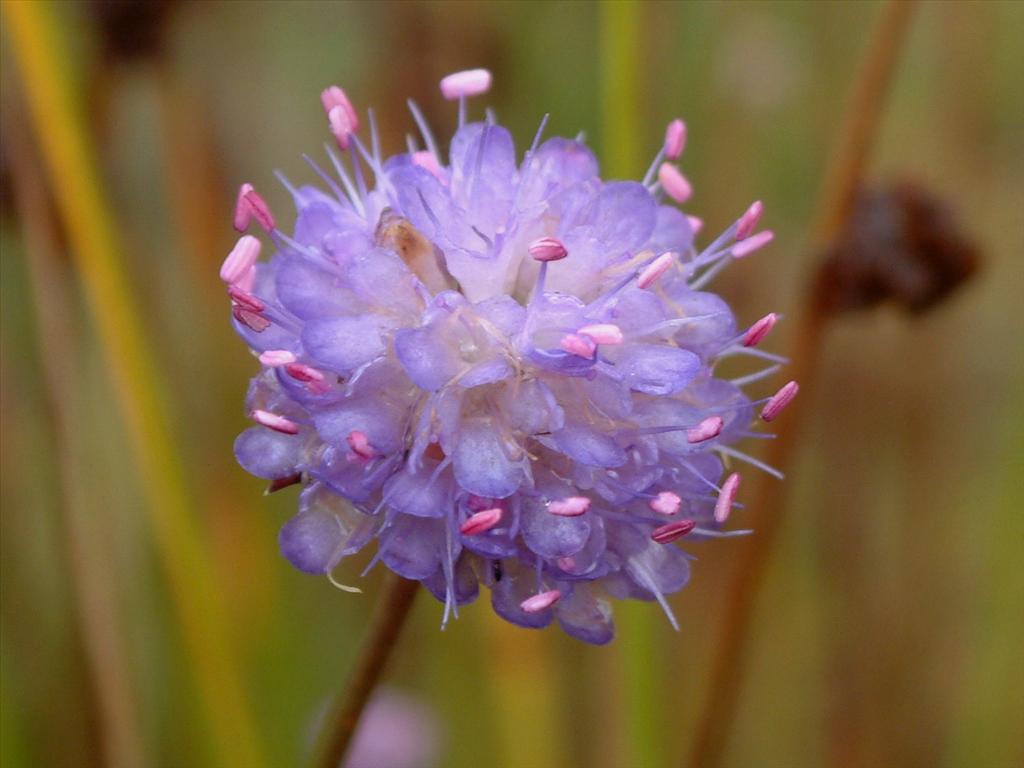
<box><xmin>686</xmin><ymin>2</ymin><xmax>917</xmax><ymax>767</ymax></box>
<box><xmin>314</xmin><ymin>574</ymin><xmax>419</xmax><ymax>768</ymax></box>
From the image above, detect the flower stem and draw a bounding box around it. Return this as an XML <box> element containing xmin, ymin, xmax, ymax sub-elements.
<box><xmin>314</xmin><ymin>574</ymin><xmax>420</xmax><ymax>768</ymax></box>
<box><xmin>686</xmin><ymin>2</ymin><xmax>917</xmax><ymax>767</ymax></box>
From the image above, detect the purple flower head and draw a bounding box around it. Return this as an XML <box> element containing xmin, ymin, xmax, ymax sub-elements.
<box><xmin>224</xmin><ymin>69</ymin><xmax>795</xmax><ymax>644</ymax></box>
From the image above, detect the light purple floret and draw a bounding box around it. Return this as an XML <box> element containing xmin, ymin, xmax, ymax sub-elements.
<box><xmin>227</xmin><ymin>73</ymin><xmax>791</xmax><ymax>644</ymax></box>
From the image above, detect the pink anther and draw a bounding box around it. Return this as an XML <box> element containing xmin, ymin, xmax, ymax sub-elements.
<box><xmin>649</xmin><ymin>491</ymin><xmax>681</xmax><ymax>516</ymax></box>
<box><xmin>760</xmin><ymin>380</ymin><xmax>798</xmax><ymax>422</ymax></box>
<box><xmin>714</xmin><ymin>472</ymin><xmax>741</xmax><ymax>524</ymax></box>
<box><xmin>687</xmin><ymin>416</ymin><xmax>724</xmax><ymax>443</ymax></box>
<box><xmin>578</xmin><ymin>324</ymin><xmax>624</xmax><ymax>345</ymax></box>
<box><xmin>439</xmin><ymin>69</ymin><xmax>493</xmax><ymax>100</ymax></box>
<box><xmin>651</xmin><ymin>519</ymin><xmax>697</xmax><ymax>544</ymax></box>
<box><xmin>664</xmin><ymin>119</ymin><xmax>687</xmax><ymax>160</ymax></box>
<box><xmin>459</xmin><ymin>507</ymin><xmax>503</xmax><ymax>536</ymax></box>
<box><xmin>520</xmin><ymin>589</ymin><xmax>562</xmax><ymax>613</ymax></box>
<box><xmin>548</xmin><ymin>497</ymin><xmax>591</xmax><ymax>517</ymax></box>
<box><xmin>658</xmin><ymin>163</ymin><xmax>693</xmax><ymax>204</ymax></box>
<box><xmin>529</xmin><ymin>236</ymin><xmax>568</xmax><ymax>262</ymax></box>
<box><xmin>742</xmin><ymin>313</ymin><xmax>777</xmax><ymax>347</ymax></box>
<box><xmin>251</xmin><ymin>409</ymin><xmax>299</xmax><ymax>435</ymax></box>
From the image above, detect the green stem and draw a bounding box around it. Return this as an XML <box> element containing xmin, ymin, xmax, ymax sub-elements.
<box><xmin>2</xmin><ymin>4</ymin><xmax>265</xmax><ymax>766</ymax></box>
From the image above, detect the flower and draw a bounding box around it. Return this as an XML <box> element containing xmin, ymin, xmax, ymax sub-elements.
<box><xmin>224</xmin><ymin>69</ymin><xmax>795</xmax><ymax>644</ymax></box>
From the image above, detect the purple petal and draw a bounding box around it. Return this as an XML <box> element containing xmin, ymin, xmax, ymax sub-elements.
<box><xmin>452</xmin><ymin>419</ymin><xmax>526</xmax><ymax>498</ymax></box>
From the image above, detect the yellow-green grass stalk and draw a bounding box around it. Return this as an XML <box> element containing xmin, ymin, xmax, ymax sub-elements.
<box><xmin>600</xmin><ymin>3</ymin><xmax>668</xmax><ymax>767</ymax></box>
<box><xmin>2</xmin><ymin>3</ymin><xmax>265</xmax><ymax>766</ymax></box>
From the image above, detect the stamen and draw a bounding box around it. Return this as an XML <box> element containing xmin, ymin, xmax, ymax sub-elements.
<box><xmin>730</xmin><ymin>229</ymin><xmax>774</xmax><ymax>258</ymax></box>
<box><xmin>736</xmin><ymin>200</ymin><xmax>764</xmax><ymax>240</ymax></box>
<box><xmin>265</xmin><ymin>473</ymin><xmax>301</xmax><ymax>494</ymax></box>
<box><xmin>664</xmin><ymin>118</ymin><xmax>687</xmax><ymax>160</ymax></box>
<box><xmin>651</xmin><ymin>519</ymin><xmax>697</xmax><ymax>544</ymax></box>
<box><xmin>578</xmin><ymin>323</ymin><xmax>624</xmax><ymax>345</ymax></box>
<box><xmin>242</xmin><ymin>188</ymin><xmax>275</xmax><ymax>232</ymax></box>
<box><xmin>220</xmin><ymin>235</ymin><xmax>261</xmax><ymax>285</ymax></box>
<box><xmin>232</xmin><ymin>306</ymin><xmax>270</xmax><ymax>333</ymax></box>
<box><xmin>285</xmin><ymin>363</ymin><xmax>330</xmax><ymax>393</ymax></box>
<box><xmin>687</xmin><ymin>215</ymin><xmax>704</xmax><ymax>235</ymax></box>
<box><xmin>649</xmin><ymin>491</ymin><xmax>681</xmax><ymax>516</ymax></box>
<box><xmin>548</xmin><ymin>496</ymin><xmax>590</xmax><ymax>516</ymax></box>
<box><xmin>251</xmin><ymin>409</ymin><xmax>299</xmax><ymax>435</ymax></box>
<box><xmin>407</xmin><ymin>99</ymin><xmax>441</xmax><ymax>163</ymax></box>
<box><xmin>730</xmin><ymin>364</ymin><xmax>781</xmax><ymax>387</ymax></box>
<box><xmin>227</xmin><ymin>286</ymin><xmax>265</xmax><ymax>312</ymax></box>
<box><xmin>328</xmin><ymin>105</ymin><xmax>356</xmax><ymax>150</ymax></box>
<box><xmin>320</xmin><ymin>86</ymin><xmax>360</xmax><ymax>132</ymax></box>
<box><xmin>258</xmin><ymin>349</ymin><xmax>296</xmax><ymax>367</ymax></box>
<box><xmin>658</xmin><ymin>163</ymin><xmax>693</xmax><ymax>204</ymax></box>
<box><xmin>742</xmin><ymin>313</ymin><xmax>778</xmax><ymax>347</ymax></box>
<box><xmin>412</xmin><ymin>150</ymin><xmax>445</xmax><ymax>181</ymax></box>
<box><xmin>559</xmin><ymin>333</ymin><xmax>596</xmax><ymax>359</ymax></box>
<box><xmin>529</xmin><ymin>113</ymin><xmax>551</xmax><ymax>155</ymax></box>
<box><xmin>346</xmin><ymin>429</ymin><xmax>376</xmax><ymax>460</ymax></box>
<box><xmin>760</xmin><ymin>380</ymin><xmax>799</xmax><ymax>421</ymax></box>
<box><xmin>637</xmin><ymin>252</ymin><xmax>675</xmax><ymax>289</ymax></box>
<box><xmin>439</xmin><ymin>68</ymin><xmax>493</xmax><ymax>100</ymax></box>
<box><xmin>233</xmin><ymin>183</ymin><xmax>254</xmax><ymax>231</ymax></box>
<box><xmin>687</xmin><ymin>416</ymin><xmax>724</xmax><ymax>443</ymax></box>
<box><xmin>714</xmin><ymin>472</ymin><xmax>740</xmax><ymax>523</ymax></box>
<box><xmin>529</xmin><ymin>236</ymin><xmax>568</xmax><ymax>262</ymax></box>
<box><xmin>716</xmin><ymin>444</ymin><xmax>784</xmax><ymax>479</ymax></box>
<box><xmin>459</xmin><ymin>507</ymin><xmax>503</xmax><ymax>536</ymax></box>
<box><xmin>520</xmin><ymin>589</ymin><xmax>561</xmax><ymax>613</ymax></box>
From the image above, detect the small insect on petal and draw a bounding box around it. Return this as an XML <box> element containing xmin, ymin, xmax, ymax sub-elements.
<box><xmin>742</xmin><ymin>313</ymin><xmax>778</xmax><ymax>347</ymax></box>
<box><xmin>520</xmin><ymin>589</ymin><xmax>562</xmax><ymax>613</ymax></box>
<box><xmin>687</xmin><ymin>416</ymin><xmax>724</xmax><ymax>443</ymax></box>
<box><xmin>548</xmin><ymin>497</ymin><xmax>591</xmax><ymax>516</ymax></box>
<box><xmin>220</xmin><ymin>235</ymin><xmax>262</xmax><ymax>285</ymax></box>
<box><xmin>459</xmin><ymin>507</ymin><xmax>503</xmax><ymax>536</ymax></box>
<box><xmin>760</xmin><ymin>380</ymin><xmax>799</xmax><ymax>422</ymax></box>
<box><xmin>731</xmin><ymin>229</ymin><xmax>773</xmax><ymax>258</ymax></box>
<box><xmin>651</xmin><ymin>519</ymin><xmax>697</xmax><ymax>544</ymax></box>
<box><xmin>714</xmin><ymin>472</ymin><xmax>741</xmax><ymax>524</ymax></box>
<box><xmin>529</xmin><ymin>236</ymin><xmax>568</xmax><ymax>262</ymax></box>
<box><xmin>251</xmin><ymin>409</ymin><xmax>299</xmax><ymax>435</ymax></box>
<box><xmin>258</xmin><ymin>349</ymin><xmax>297</xmax><ymax>367</ymax></box>
<box><xmin>578</xmin><ymin>324</ymin><xmax>624</xmax><ymax>345</ymax></box>
<box><xmin>440</xmin><ymin>68</ymin><xmax>492</xmax><ymax>100</ymax></box>
<box><xmin>649</xmin><ymin>491</ymin><xmax>681</xmax><ymax>516</ymax></box>
<box><xmin>736</xmin><ymin>200</ymin><xmax>764</xmax><ymax>240</ymax></box>
<box><xmin>637</xmin><ymin>252</ymin><xmax>676</xmax><ymax>289</ymax></box>
<box><xmin>559</xmin><ymin>333</ymin><xmax>597</xmax><ymax>359</ymax></box>
<box><xmin>664</xmin><ymin>119</ymin><xmax>687</xmax><ymax>160</ymax></box>
<box><xmin>658</xmin><ymin>162</ymin><xmax>693</xmax><ymax>204</ymax></box>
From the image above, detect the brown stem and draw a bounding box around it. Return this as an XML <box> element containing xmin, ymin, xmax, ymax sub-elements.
<box><xmin>314</xmin><ymin>574</ymin><xmax>420</xmax><ymax>768</ymax></box>
<box><xmin>686</xmin><ymin>2</ymin><xmax>917</xmax><ymax>767</ymax></box>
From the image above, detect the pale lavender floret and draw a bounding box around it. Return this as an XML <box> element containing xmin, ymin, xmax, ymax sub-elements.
<box><xmin>227</xmin><ymin>72</ymin><xmax>793</xmax><ymax>644</ymax></box>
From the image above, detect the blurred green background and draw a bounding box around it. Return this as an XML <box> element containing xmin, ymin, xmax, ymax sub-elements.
<box><xmin>1</xmin><ymin>1</ymin><xmax>1022</xmax><ymax>767</ymax></box>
